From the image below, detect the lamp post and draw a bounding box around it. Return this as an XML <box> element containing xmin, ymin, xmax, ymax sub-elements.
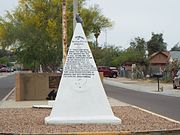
<box><xmin>73</xmin><ymin>0</ymin><xmax>78</xmax><ymax>31</ymax></box>
<box><xmin>62</xmin><ymin>0</ymin><xmax>67</xmax><ymax>66</ymax></box>
<box><xmin>104</xmin><ymin>28</ymin><xmax>107</xmax><ymax>47</ymax></box>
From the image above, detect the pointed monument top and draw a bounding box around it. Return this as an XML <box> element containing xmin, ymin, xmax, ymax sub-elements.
<box><xmin>75</xmin><ymin>13</ymin><xmax>83</xmax><ymax>24</ymax></box>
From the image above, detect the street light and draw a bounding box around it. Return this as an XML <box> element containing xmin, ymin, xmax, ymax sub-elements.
<box><xmin>104</xmin><ymin>28</ymin><xmax>107</xmax><ymax>47</ymax></box>
<box><xmin>73</xmin><ymin>0</ymin><xmax>78</xmax><ymax>31</ymax></box>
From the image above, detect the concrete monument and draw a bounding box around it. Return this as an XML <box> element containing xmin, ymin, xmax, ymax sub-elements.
<box><xmin>45</xmin><ymin>23</ymin><xmax>121</xmax><ymax>124</ymax></box>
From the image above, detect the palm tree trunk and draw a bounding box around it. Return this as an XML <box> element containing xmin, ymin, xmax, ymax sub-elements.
<box><xmin>62</xmin><ymin>0</ymin><xmax>67</xmax><ymax>66</ymax></box>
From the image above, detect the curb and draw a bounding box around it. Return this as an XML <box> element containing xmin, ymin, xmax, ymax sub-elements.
<box><xmin>1</xmin><ymin>130</ymin><xmax>180</xmax><ymax>135</ymax></box>
<box><xmin>2</xmin><ymin>87</ymin><xmax>15</xmax><ymax>101</ymax></box>
<box><xmin>132</xmin><ymin>129</ymin><xmax>180</xmax><ymax>135</ymax></box>
<box><xmin>132</xmin><ymin>105</ymin><xmax>180</xmax><ymax>124</ymax></box>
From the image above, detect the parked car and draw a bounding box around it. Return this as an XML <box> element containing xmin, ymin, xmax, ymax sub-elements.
<box><xmin>0</xmin><ymin>67</ymin><xmax>11</xmax><ymax>72</ymax></box>
<box><xmin>173</xmin><ymin>77</ymin><xmax>180</xmax><ymax>89</ymax></box>
<box><xmin>98</xmin><ymin>66</ymin><xmax>118</xmax><ymax>78</ymax></box>
<box><xmin>0</xmin><ymin>64</ymin><xmax>7</xmax><ymax>69</ymax></box>
<box><xmin>172</xmin><ymin>68</ymin><xmax>180</xmax><ymax>89</ymax></box>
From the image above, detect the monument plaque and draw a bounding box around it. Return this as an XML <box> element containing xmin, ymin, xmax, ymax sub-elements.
<box><xmin>49</xmin><ymin>76</ymin><xmax>61</xmax><ymax>88</ymax></box>
<box><xmin>45</xmin><ymin>23</ymin><xmax>121</xmax><ymax>124</ymax></box>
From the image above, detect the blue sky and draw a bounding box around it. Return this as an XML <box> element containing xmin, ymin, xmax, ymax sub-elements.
<box><xmin>1</xmin><ymin>0</ymin><xmax>180</xmax><ymax>50</ymax></box>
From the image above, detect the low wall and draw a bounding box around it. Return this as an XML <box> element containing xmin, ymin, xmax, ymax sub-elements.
<box><xmin>16</xmin><ymin>73</ymin><xmax>61</xmax><ymax>101</ymax></box>
<box><xmin>16</xmin><ymin>72</ymin><xmax>104</xmax><ymax>101</ymax></box>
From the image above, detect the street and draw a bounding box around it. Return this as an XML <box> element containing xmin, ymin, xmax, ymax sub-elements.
<box><xmin>104</xmin><ymin>83</ymin><xmax>180</xmax><ymax>121</ymax></box>
<box><xmin>0</xmin><ymin>74</ymin><xmax>15</xmax><ymax>100</ymax></box>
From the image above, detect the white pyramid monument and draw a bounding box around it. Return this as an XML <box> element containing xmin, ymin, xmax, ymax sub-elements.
<box><xmin>45</xmin><ymin>23</ymin><xmax>121</xmax><ymax>124</ymax></box>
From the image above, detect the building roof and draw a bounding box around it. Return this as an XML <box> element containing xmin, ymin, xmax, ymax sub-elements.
<box><xmin>149</xmin><ymin>51</ymin><xmax>170</xmax><ymax>60</ymax></box>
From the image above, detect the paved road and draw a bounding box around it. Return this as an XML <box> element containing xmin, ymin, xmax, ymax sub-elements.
<box><xmin>104</xmin><ymin>83</ymin><xmax>180</xmax><ymax>121</ymax></box>
<box><xmin>0</xmin><ymin>74</ymin><xmax>15</xmax><ymax>100</ymax></box>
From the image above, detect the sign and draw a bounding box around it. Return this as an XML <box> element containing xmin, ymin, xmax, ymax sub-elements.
<box><xmin>49</xmin><ymin>76</ymin><xmax>61</xmax><ymax>88</ymax></box>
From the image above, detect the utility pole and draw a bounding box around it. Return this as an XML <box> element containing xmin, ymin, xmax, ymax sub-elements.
<box><xmin>73</xmin><ymin>0</ymin><xmax>78</xmax><ymax>31</ymax></box>
<box><xmin>62</xmin><ymin>0</ymin><xmax>67</xmax><ymax>66</ymax></box>
<box><xmin>105</xmin><ymin>29</ymin><xmax>107</xmax><ymax>47</ymax></box>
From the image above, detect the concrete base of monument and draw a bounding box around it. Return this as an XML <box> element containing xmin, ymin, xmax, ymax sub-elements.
<box><xmin>45</xmin><ymin>116</ymin><xmax>121</xmax><ymax>125</ymax></box>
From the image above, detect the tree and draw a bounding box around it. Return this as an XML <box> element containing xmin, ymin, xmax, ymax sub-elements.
<box><xmin>0</xmin><ymin>56</ymin><xmax>8</xmax><ymax>65</ymax></box>
<box><xmin>114</xmin><ymin>37</ymin><xmax>147</xmax><ymax>66</ymax></box>
<box><xmin>171</xmin><ymin>42</ymin><xmax>180</xmax><ymax>51</ymax></box>
<box><xmin>0</xmin><ymin>17</ymin><xmax>16</xmax><ymax>49</ymax></box>
<box><xmin>81</xmin><ymin>5</ymin><xmax>112</xmax><ymax>46</ymax></box>
<box><xmin>0</xmin><ymin>49</ymin><xmax>15</xmax><ymax>66</ymax></box>
<box><xmin>90</xmin><ymin>42</ymin><xmax>122</xmax><ymax>67</ymax></box>
<box><xmin>129</xmin><ymin>37</ymin><xmax>147</xmax><ymax>62</ymax></box>
<box><xmin>0</xmin><ymin>0</ymin><xmax>112</xmax><ymax>71</ymax></box>
<box><xmin>0</xmin><ymin>49</ymin><xmax>7</xmax><ymax>58</ymax></box>
<box><xmin>1</xmin><ymin>0</ymin><xmax>65</xmax><ymax>71</ymax></box>
<box><xmin>147</xmin><ymin>33</ymin><xmax>167</xmax><ymax>56</ymax></box>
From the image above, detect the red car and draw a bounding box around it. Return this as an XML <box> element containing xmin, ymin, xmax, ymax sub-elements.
<box><xmin>98</xmin><ymin>66</ymin><xmax>118</xmax><ymax>78</ymax></box>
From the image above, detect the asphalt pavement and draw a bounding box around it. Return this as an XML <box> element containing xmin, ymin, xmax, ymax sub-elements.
<box><xmin>104</xmin><ymin>77</ymin><xmax>180</xmax><ymax>121</ymax></box>
<box><xmin>0</xmin><ymin>73</ymin><xmax>15</xmax><ymax>100</ymax></box>
<box><xmin>104</xmin><ymin>77</ymin><xmax>180</xmax><ymax>97</ymax></box>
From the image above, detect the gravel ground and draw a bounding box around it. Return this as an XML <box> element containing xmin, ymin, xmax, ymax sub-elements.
<box><xmin>0</xmin><ymin>106</ymin><xmax>180</xmax><ymax>134</ymax></box>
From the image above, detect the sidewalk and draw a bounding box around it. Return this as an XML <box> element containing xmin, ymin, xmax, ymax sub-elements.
<box><xmin>104</xmin><ymin>77</ymin><xmax>180</xmax><ymax>97</ymax></box>
<box><xmin>0</xmin><ymin>89</ymin><xmax>130</xmax><ymax>108</ymax></box>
